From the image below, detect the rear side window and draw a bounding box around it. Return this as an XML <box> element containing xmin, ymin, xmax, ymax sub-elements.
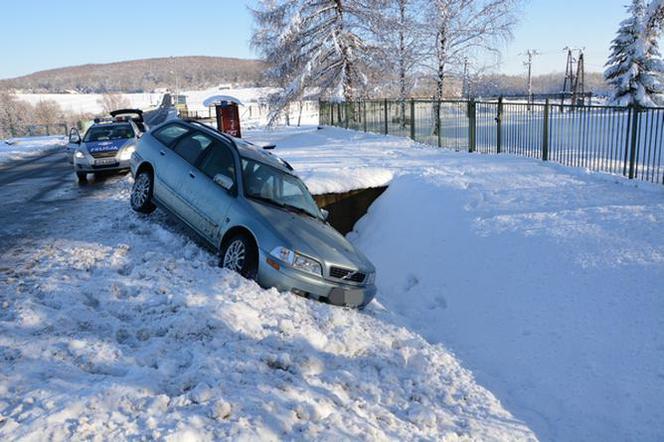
<box><xmin>153</xmin><ymin>124</ymin><xmax>189</xmax><ymax>146</ymax></box>
<box><xmin>172</xmin><ymin>132</ymin><xmax>214</xmax><ymax>165</ymax></box>
<box><xmin>198</xmin><ymin>141</ymin><xmax>236</xmax><ymax>181</ymax></box>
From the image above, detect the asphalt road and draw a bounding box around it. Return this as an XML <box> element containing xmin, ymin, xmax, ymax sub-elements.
<box><xmin>0</xmin><ymin>102</ymin><xmax>174</xmax><ymax>258</ymax></box>
<box><xmin>0</xmin><ymin>148</ymin><xmax>130</xmax><ymax>253</ymax></box>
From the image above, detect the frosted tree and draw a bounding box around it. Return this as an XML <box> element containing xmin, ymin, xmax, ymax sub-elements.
<box><xmin>98</xmin><ymin>93</ymin><xmax>130</xmax><ymax>114</ymax></box>
<box><xmin>424</xmin><ymin>0</ymin><xmax>518</xmax><ymax>134</ymax></box>
<box><xmin>426</xmin><ymin>0</ymin><xmax>517</xmax><ymax>101</ymax></box>
<box><xmin>0</xmin><ymin>92</ymin><xmax>33</xmax><ymax>138</ymax></box>
<box><xmin>370</xmin><ymin>0</ymin><xmax>426</xmax><ymax>127</ymax></box>
<box><xmin>251</xmin><ymin>0</ymin><xmax>371</xmax><ymax>123</ymax></box>
<box><xmin>605</xmin><ymin>0</ymin><xmax>664</xmax><ymax>107</ymax></box>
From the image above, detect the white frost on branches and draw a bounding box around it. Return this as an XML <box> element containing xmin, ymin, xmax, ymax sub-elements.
<box><xmin>251</xmin><ymin>0</ymin><xmax>371</xmax><ymax>123</ymax></box>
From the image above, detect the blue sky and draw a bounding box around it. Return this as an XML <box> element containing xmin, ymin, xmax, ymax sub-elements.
<box><xmin>0</xmin><ymin>0</ymin><xmax>629</xmax><ymax>80</ymax></box>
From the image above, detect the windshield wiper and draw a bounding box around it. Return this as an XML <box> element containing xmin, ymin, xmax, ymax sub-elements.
<box><xmin>281</xmin><ymin>203</ymin><xmax>319</xmax><ymax>220</ymax></box>
<box><xmin>248</xmin><ymin>195</ymin><xmax>319</xmax><ymax>220</ymax></box>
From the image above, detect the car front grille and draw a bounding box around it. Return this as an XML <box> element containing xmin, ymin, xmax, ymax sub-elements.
<box><xmin>90</xmin><ymin>150</ymin><xmax>118</xmax><ymax>159</ymax></box>
<box><xmin>329</xmin><ymin>266</ymin><xmax>366</xmax><ymax>283</ymax></box>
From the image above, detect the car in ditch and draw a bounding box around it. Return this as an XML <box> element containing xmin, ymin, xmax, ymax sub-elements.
<box><xmin>68</xmin><ymin>118</ymin><xmax>142</xmax><ymax>182</ymax></box>
<box><xmin>128</xmin><ymin>120</ymin><xmax>376</xmax><ymax>308</ymax></box>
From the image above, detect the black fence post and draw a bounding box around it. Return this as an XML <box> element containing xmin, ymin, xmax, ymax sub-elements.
<box><xmin>496</xmin><ymin>96</ymin><xmax>503</xmax><ymax>154</ymax></box>
<box><xmin>384</xmin><ymin>99</ymin><xmax>388</xmax><ymax>135</ymax></box>
<box><xmin>410</xmin><ymin>99</ymin><xmax>416</xmax><ymax>140</ymax></box>
<box><xmin>363</xmin><ymin>101</ymin><xmax>367</xmax><ymax>132</ymax></box>
<box><xmin>345</xmin><ymin>102</ymin><xmax>349</xmax><ymax>129</ymax></box>
<box><xmin>437</xmin><ymin>101</ymin><xmax>442</xmax><ymax>147</ymax></box>
<box><xmin>542</xmin><ymin>99</ymin><xmax>550</xmax><ymax>161</ymax></box>
<box><xmin>468</xmin><ymin>99</ymin><xmax>476</xmax><ymax>153</ymax></box>
<box><xmin>628</xmin><ymin>105</ymin><xmax>640</xmax><ymax>179</ymax></box>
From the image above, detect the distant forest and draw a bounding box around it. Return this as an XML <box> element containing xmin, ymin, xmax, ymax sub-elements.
<box><xmin>0</xmin><ymin>56</ymin><xmax>266</xmax><ymax>93</ymax></box>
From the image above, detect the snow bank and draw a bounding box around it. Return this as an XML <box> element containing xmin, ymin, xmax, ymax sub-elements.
<box><xmin>0</xmin><ymin>136</ymin><xmax>65</xmax><ymax>166</ymax></box>
<box><xmin>0</xmin><ymin>176</ymin><xmax>534</xmax><ymax>440</ymax></box>
<box><xmin>247</xmin><ymin>125</ymin><xmax>664</xmax><ymax>440</ymax></box>
<box><xmin>349</xmin><ymin>155</ymin><xmax>664</xmax><ymax>441</ymax></box>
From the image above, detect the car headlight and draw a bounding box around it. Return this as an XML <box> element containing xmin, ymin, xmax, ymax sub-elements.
<box><xmin>366</xmin><ymin>272</ymin><xmax>376</xmax><ymax>285</ymax></box>
<box><xmin>270</xmin><ymin>246</ymin><xmax>322</xmax><ymax>277</ymax></box>
<box><xmin>74</xmin><ymin>151</ymin><xmax>85</xmax><ymax>159</ymax></box>
<box><xmin>119</xmin><ymin>145</ymin><xmax>135</xmax><ymax>160</ymax></box>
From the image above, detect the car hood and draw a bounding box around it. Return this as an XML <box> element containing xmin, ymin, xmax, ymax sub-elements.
<box><xmin>84</xmin><ymin>139</ymin><xmax>132</xmax><ymax>154</ymax></box>
<box><xmin>249</xmin><ymin>200</ymin><xmax>375</xmax><ymax>273</ymax></box>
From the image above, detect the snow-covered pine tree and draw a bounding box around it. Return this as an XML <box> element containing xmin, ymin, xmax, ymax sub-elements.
<box><xmin>251</xmin><ymin>0</ymin><xmax>372</xmax><ymax>123</ymax></box>
<box><xmin>605</xmin><ymin>0</ymin><xmax>664</xmax><ymax>107</ymax></box>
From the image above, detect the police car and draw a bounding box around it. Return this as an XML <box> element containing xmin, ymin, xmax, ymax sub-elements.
<box><xmin>68</xmin><ymin>116</ymin><xmax>142</xmax><ymax>182</ymax></box>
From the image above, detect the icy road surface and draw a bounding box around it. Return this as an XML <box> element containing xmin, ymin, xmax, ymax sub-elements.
<box><xmin>245</xmin><ymin>126</ymin><xmax>664</xmax><ymax>442</ymax></box>
<box><xmin>0</xmin><ymin>146</ymin><xmax>534</xmax><ymax>440</ymax></box>
<box><xmin>0</xmin><ymin>136</ymin><xmax>65</xmax><ymax>166</ymax></box>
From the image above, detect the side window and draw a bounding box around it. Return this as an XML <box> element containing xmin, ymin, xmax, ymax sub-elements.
<box><xmin>198</xmin><ymin>141</ymin><xmax>236</xmax><ymax>181</ymax></box>
<box><xmin>153</xmin><ymin>124</ymin><xmax>190</xmax><ymax>146</ymax></box>
<box><xmin>172</xmin><ymin>132</ymin><xmax>213</xmax><ymax>165</ymax></box>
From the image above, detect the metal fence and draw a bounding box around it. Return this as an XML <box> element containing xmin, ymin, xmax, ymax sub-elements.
<box><xmin>320</xmin><ymin>99</ymin><xmax>664</xmax><ymax>185</ymax></box>
<box><xmin>2</xmin><ymin>123</ymin><xmax>68</xmax><ymax>139</ymax></box>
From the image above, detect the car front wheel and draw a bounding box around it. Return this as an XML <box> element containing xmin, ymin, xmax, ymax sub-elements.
<box><xmin>130</xmin><ymin>170</ymin><xmax>156</xmax><ymax>214</ymax></box>
<box><xmin>220</xmin><ymin>234</ymin><xmax>257</xmax><ymax>280</ymax></box>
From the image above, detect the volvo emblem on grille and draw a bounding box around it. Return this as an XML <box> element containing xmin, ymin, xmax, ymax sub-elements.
<box><xmin>341</xmin><ymin>271</ymin><xmax>357</xmax><ymax>281</ymax></box>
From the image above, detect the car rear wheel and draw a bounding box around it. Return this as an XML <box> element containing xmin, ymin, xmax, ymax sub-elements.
<box><xmin>220</xmin><ymin>234</ymin><xmax>257</xmax><ymax>280</ymax></box>
<box><xmin>130</xmin><ymin>170</ymin><xmax>156</xmax><ymax>214</ymax></box>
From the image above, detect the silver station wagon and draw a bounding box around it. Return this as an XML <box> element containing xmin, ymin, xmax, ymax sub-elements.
<box><xmin>129</xmin><ymin>120</ymin><xmax>376</xmax><ymax>308</ymax></box>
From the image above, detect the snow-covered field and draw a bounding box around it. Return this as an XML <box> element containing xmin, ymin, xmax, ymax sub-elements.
<box><xmin>2</xmin><ymin>124</ymin><xmax>663</xmax><ymax>441</ymax></box>
<box><xmin>0</xmin><ymin>137</ymin><xmax>534</xmax><ymax>439</ymax></box>
<box><xmin>15</xmin><ymin>87</ymin><xmax>319</xmax><ymax>127</ymax></box>
<box><xmin>245</xmin><ymin>126</ymin><xmax>664</xmax><ymax>441</ymax></box>
<box><xmin>0</xmin><ymin>136</ymin><xmax>66</xmax><ymax>166</ymax></box>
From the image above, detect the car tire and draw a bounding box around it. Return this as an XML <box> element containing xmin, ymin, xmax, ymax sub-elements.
<box><xmin>76</xmin><ymin>171</ymin><xmax>87</xmax><ymax>182</ymax></box>
<box><xmin>220</xmin><ymin>233</ymin><xmax>258</xmax><ymax>280</ymax></box>
<box><xmin>130</xmin><ymin>170</ymin><xmax>156</xmax><ymax>214</ymax></box>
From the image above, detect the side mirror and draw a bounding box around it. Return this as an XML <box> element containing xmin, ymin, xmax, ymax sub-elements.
<box><xmin>68</xmin><ymin>128</ymin><xmax>81</xmax><ymax>144</ymax></box>
<box><xmin>320</xmin><ymin>208</ymin><xmax>329</xmax><ymax>221</ymax></box>
<box><xmin>213</xmin><ymin>173</ymin><xmax>234</xmax><ymax>191</ymax></box>
<box><xmin>262</xmin><ymin>144</ymin><xmax>276</xmax><ymax>150</ymax></box>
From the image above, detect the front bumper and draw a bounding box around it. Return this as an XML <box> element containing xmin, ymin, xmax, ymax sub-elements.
<box><xmin>257</xmin><ymin>249</ymin><xmax>376</xmax><ymax>308</ymax></box>
<box><xmin>74</xmin><ymin>155</ymin><xmax>131</xmax><ymax>173</ymax></box>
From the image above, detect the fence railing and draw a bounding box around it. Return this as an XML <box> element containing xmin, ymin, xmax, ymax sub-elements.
<box><xmin>2</xmin><ymin>123</ymin><xmax>68</xmax><ymax>139</ymax></box>
<box><xmin>319</xmin><ymin>99</ymin><xmax>664</xmax><ymax>185</ymax></box>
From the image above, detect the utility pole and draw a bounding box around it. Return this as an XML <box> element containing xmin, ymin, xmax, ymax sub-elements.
<box><xmin>521</xmin><ymin>49</ymin><xmax>539</xmax><ymax>110</ymax></box>
<box><xmin>561</xmin><ymin>47</ymin><xmax>585</xmax><ymax>108</ymax></box>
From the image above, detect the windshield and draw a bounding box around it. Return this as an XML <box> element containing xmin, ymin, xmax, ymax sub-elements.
<box><xmin>84</xmin><ymin>124</ymin><xmax>134</xmax><ymax>142</ymax></box>
<box><xmin>241</xmin><ymin>158</ymin><xmax>321</xmax><ymax>220</ymax></box>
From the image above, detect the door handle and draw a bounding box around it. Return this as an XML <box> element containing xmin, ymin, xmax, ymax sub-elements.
<box><xmin>189</xmin><ymin>171</ymin><xmax>195</xmax><ymax>178</ymax></box>
<box><xmin>159</xmin><ymin>150</ymin><xmax>166</xmax><ymax>156</ymax></box>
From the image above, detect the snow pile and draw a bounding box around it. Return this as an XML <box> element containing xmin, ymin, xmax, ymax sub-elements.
<box><xmin>349</xmin><ymin>159</ymin><xmax>664</xmax><ymax>440</ymax></box>
<box><xmin>246</xmin><ymin>125</ymin><xmax>664</xmax><ymax>440</ymax></box>
<box><xmin>0</xmin><ymin>176</ymin><xmax>534</xmax><ymax>440</ymax></box>
<box><xmin>0</xmin><ymin>136</ymin><xmax>65</xmax><ymax>166</ymax></box>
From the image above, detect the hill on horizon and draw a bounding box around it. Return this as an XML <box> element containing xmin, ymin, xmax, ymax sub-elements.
<box><xmin>0</xmin><ymin>56</ymin><xmax>267</xmax><ymax>93</ymax></box>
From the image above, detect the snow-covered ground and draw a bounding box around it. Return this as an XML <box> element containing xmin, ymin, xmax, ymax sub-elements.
<box><xmin>0</xmin><ymin>136</ymin><xmax>65</xmax><ymax>166</ymax></box>
<box><xmin>0</xmin><ymin>141</ymin><xmax>534</xmax><ymax>440</ymax></box>
<box><xmin>244</xmin><ymin>126</ymin><xmax>664</xmax><ymax>441</ymax></box>
<box><xmin>3</xmin><ymin>125</ymin><xmax>663</xmax><ymax>441</ymax></box>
